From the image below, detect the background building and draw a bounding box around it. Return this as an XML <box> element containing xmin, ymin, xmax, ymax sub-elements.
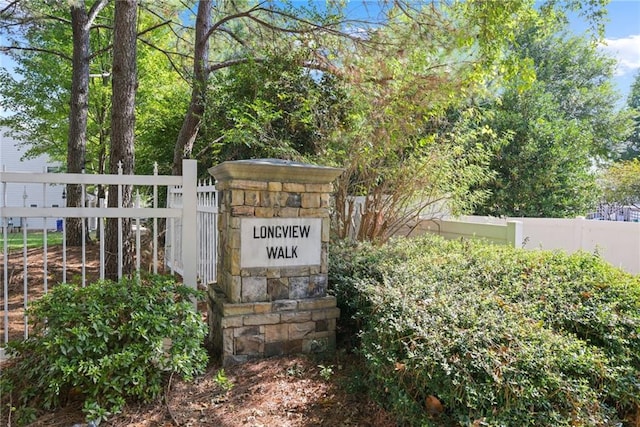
<box><xmin>1</xmin><ymin>127</ymin><xmax>65</xmax><ymax>230</ymax></box>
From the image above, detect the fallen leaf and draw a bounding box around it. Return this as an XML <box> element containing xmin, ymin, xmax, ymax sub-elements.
<box><xmin>425</xmin><ymin>394</ymin><xmax>444</xmax><ymax>416</ymax></box>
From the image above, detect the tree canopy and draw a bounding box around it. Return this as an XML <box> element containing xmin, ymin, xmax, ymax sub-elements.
<box><xmin>0</xmin><ymin>0</ymin><xmax>623</xmax><ymax>241</ymax></box>
<box><xmin>473</xmin><ymin>28</ymin><xmax>632</xmax><ymax>218</ymax></box>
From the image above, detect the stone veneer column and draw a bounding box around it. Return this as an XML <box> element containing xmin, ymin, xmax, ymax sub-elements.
<box><xmin>207</xmin><ymin>159</ymin><xmax>343</xmax><ymax>366</ymax></box>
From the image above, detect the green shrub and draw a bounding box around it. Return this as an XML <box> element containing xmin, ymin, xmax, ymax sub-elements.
<box><xmin>1</xmin><ymin>275</ymin><xmax>208</xmax><ymax>424</ymax></box>
<box><xmin>329</xmin><ymin>235</ymin><xmax>640</xmax><ymax>426</ymax></box>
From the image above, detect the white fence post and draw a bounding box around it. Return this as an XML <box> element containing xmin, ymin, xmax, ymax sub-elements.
<box><xmin>574</xmin><ymin>216</ymin><xmax>585</xmax><ymax>252</ymax></box>
<box><xmin>181</xmin><ymin>159</ymin><xmax>198</xmax><ymax>292</ymax></box>
<box><xmin>506</xmin><ymin>220</ymin><xmax>523</xmax><ymax>248</ymax></box>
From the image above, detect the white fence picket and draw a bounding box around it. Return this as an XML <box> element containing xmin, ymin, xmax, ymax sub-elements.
<box><xmin>165</xmin><ymin>177</ymin><xmax>218</xmax><ymax>287</ymax></box>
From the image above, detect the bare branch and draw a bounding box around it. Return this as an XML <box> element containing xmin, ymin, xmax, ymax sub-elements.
<box><xmin>139</xmin><ymin>2</ymin><xmax>192</xmax><ymax>32</ymax></box>
<box><xmin>89</xmin><ymin>21</ymin><xmax>186</xmax><ymax>61</ymax></box>
<box><xmin>0</xmin><ymin>0</ymin><xmax>20</xmax><ymax>16</ymax></box>
<box><xmin>302</xmin><ymin>57</ymin><xmax>344</xmax><ymax>78</ymax></box>
<box><xmin>0</xmin><ymin>45</ymin><xmax>71</xmax><ymax>61</ymax></box>
<box><xmin>252</xmin><ymin>6</ymin><xmax>348</xmax><ymax>35</ymax></box>
<box><xmin>137</xmin><ymin>2</ymin><xmax>193</xmax><ymax>56</ymax></box>
<box><xmin>195</xmin><ymin>135</ymin><xmax>225</xmax><ymax>158</ymax></box>
<box><xmin>86</xmin><ymin>0</ymin><xmax>109</xmax><ymax>30</ymax></box>
<box><xmin>136</xmin><ymin>37</ymin><xmax>192</xmax><ymax>61</ymax></box>
<box><xmin>42</xmin><ymin>14</ymin><xmax>72</xmax><ymax>25</ymax></box>
<box><xmin>206</xmin><ymin>6</ymin><xmax>261</xmax><ymax>41</ymax></box>
<box><xmin>217</xmin><ymin>26</ymin><xmax>247</xmax><ymax>47</ymax></box>
<box><xmin>137</xmin><ymin>19</ymin><xmax>173</xmax><ymax>38</ymax></box>
<box><xmin>207</xmin><ymin>57</ymin><xmax>265</xmax><ymax>73</ymax></box>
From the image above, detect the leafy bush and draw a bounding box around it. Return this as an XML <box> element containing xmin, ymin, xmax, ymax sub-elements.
<box><xmin>329</xmin><ymin>235</ymin><xmax>640</xmax><ymax>426</ymax></box>
<box><xmin>1</xmin><ymin>275</ymin><xmax>208</xmax><ymax>424</ymax></box>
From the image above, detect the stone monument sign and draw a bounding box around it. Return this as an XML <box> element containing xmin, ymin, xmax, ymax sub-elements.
<box><xmin>207</xmin><ymin>159</ymin><xmax>343</xmax><ymax>365</ymax></box>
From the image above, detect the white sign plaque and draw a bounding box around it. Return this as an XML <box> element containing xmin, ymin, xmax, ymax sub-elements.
<box><xmin>241</xmin><ymin>217</ymin><xmax>322</xmax><ymax>268</ymax></box>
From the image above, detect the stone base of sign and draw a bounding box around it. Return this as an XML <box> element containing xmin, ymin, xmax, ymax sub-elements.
<box><xmin>208</xmin><ymin>287</ymin><xmax>339</xmax><ymax>366</ymax></box>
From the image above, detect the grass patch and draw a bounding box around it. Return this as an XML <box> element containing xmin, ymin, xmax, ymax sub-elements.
<box><xmin>0</xmin><ymin>231</ymin><xmax>64</xmax><ymax>250</ymax></box>
<box><xmin>330</xmin><ymin>235</ymin><xmax>640</xmax><ymax>426</ymax></box>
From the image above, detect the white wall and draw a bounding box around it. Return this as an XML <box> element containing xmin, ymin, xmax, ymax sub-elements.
<box><xmin>418</xmin><ymin>215</ymin><xmax>640</xmax><ymax>275</ymax></box>
<box><xmin>518</xmin><ymin>217</ymin><xmax>640</xmax><ymax>274</ymax></box>
<box><xmin>1</xmin><ymin>128</ymin><xmax>65</xmax><ymax>230</ymax></box>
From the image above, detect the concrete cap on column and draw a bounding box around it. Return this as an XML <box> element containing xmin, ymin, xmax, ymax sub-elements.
<box><xmin>208</xmin><ymin>159</ymin><xmax>343</xmax><ymax>184</ymax></box>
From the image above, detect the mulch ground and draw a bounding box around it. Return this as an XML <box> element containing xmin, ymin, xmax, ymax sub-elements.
<box><xmin>1</xmin><ymin>352</ymin><xmax>397</xmax><ymax>427</ymax></box>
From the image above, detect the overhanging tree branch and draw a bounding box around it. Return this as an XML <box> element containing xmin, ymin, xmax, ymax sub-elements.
<box><xmin>90</xmin><ymin>20</ymin><xmax>182</xmax><ymax>61</ymax></box>
<box><xmin>207</xmin><ymin>57</ymin><xmax>265</xmax><ymax>73</ymax></box>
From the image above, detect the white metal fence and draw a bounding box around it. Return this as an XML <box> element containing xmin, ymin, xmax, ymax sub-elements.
<box><xmin>165</xmin><ymin>179</ymin><xmax>218</xmax><ymax>286</ymax></box>
<box><xmin>0</xmin><ymin>159</ymin><xmax>211</xmax><ymax>355</ymax></box>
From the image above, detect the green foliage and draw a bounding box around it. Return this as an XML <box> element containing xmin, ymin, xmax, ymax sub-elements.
<box><xmin>200</xmin><ymin>55</ymin><xmax>348</xmax><ymax>163</ymax></box>
<box><xmin>0</xmin><ymin>275</ymin><xmax>208</xmax><ymax>424</ymax></box>
<box><xmin>318</xmin><ymin>364</ymin><xmax>335</xmax><ymax>381</ymax></box>
<box><xmin>621</xmin><ymin>71</ymin><xmax>640</xmax><ymax>160</ymax></box>
<box><xmin>0</xmin><ymin>2</ymin><xmax>187</xmax><ymax>176</ymax></box>
<box><xmin>600</xmin><ymin>158</ymin><xmax>640</xmax><ymax>206</ymax></box>
<box><xmin>328</xmin><ymin>20</ymin><xmax>507</xmax><ymax>241</ymax></box>
<box><xmin>329</xmin><ymin>235</ymin><xmax>640</xmax><ymax>426</ymax></box>
<box><xmin>477</xmin><ymin>85</ymin><xmax>601</xmax><ymax>217</ymax></box>
<box><xmin>213</xmin><ymin>369</ymin><xmax>234</xmax><ymax>392</ymax></box>
<box><xmin>0</xmin><ymin>1</ymin><xmax>76</xmax><ymax>162</ymax></box>
<box><xmin>134</xmin><ymin>6</ymin><xmax>191</xmax><ymax>176</ymax></box>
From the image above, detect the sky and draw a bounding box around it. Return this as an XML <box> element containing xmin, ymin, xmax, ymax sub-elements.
<box><xmin>585</xmin><ymin>0</ymin><xmax>640</xmax><ymax>102</ymax></box>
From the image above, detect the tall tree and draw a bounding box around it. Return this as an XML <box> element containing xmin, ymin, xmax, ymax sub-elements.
<box><xmin>200</xmin><ymin>56</ymin><xmax>348</xmax><ymax>163</ymax></box>
<box><xmin>170</xmin><ymin>0</ymin><xmax>378</xmax><ymax>175</ymax></box>
<box><xmin>0</xmin><ymin>1</ymin><xmax>109</xmax><ymax>245</ymax></box>
<box><xmin>0</xmin><ymin>2</ymin><xmax>74</xmax><ymax>161</ymax></box>
<box><xmin>474</xmin><ymin>29</ymin><xmax>632</xmax><ymax>217</ymax></box>
<box><xmin>106</xmin><ymin>0</ymin><xmax>137</xmax><ymax>279</ymax></box>
<box><xmin>0</xmin><ymin>2</ymin><xmax>117</xmax><ymax>167</ymax></box>
<box><xmin>476</xmin><ymin>86</ymin><xmax>600</xmax><ymax>217</ymax></box>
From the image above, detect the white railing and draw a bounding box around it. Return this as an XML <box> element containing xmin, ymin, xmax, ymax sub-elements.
<box><xmin>1</xmin><ymin>159</ymin><xmax>199</xmax><ymax>353</ymax></box>
<box><xmin>586</xmin><ymin>204</ymin><xmax>640</xmax><ymax>222</ymax></box>
<box><xmin>165</xmin><ymin>179</ymin><xmax>218</xmax><ymax>286</ymax></box>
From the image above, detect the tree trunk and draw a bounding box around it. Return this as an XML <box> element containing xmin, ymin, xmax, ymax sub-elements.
<box><xmin>65</xmin><ymin>3</ymin><xmax>91</xmax><ymax>246</ymax></box>
<box><xmin>172</xmin><ymin>0</ymin><xmax>211</xmax><ymax>176</ymax></box>
<box><xmin>106</xmin><ymin>0</ymin><xmax>138</xmax><ymax>281</ymax></box>
<box><xmin>65</xmin><ymin>0</ymin><xmax>109</xmax><ymax>247</ymax></box>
